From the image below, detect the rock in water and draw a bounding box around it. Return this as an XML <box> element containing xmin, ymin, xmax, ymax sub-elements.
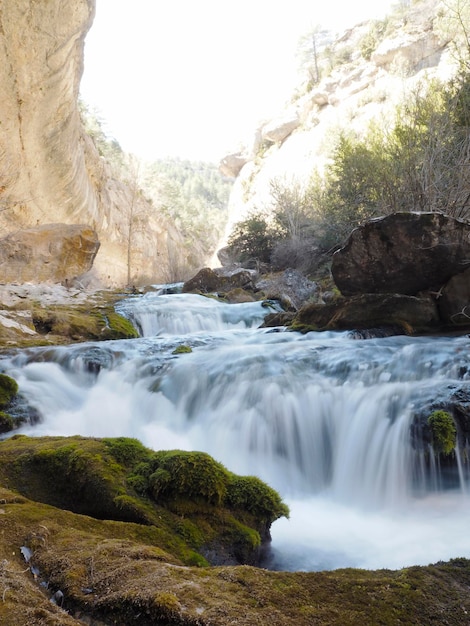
<box><xmin>332</xmin><ymin>212</ymin><xmax>470</xmax><ymax>296</ymax></box>
<box><xmin>0</xmin><ymin>223</ymin><xmax>100</xmax><ymax>283</ymax></box>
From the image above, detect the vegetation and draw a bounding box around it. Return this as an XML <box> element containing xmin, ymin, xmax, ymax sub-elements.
<box><xmin>0</xmin><ymin>373</ymin><xmax>18</xmax><ymax>407</ymax></box>
<box><xmin>142</xmin><ymin>158</ymin><xmax>231</xmax><ymax>266</ymax></box>
<box><xmin>227</xmin><ymin>64</ymin><xmax>470</xmax><ymax>269</ymax></box>
<box><xmin>31</xmin><ymin>303</ymin><xmax>138</xmax><ymax>342</ymax></box>
<box><xmin>80</xmin><ymin>102</ymin><xmax>232</xmax><ymax>270</ymax></box>
<box><xmin>0</xmin><ymin>435</ymin><xmax>288</xmax><ymax>572</ymax></box>
<box><xmin>0</xmin><ymin>472</ymin><xmax>470</xmax><ymax>625</ymax></box>
<box><xmin>428</xmin><ymin>410</ymin><xmax>457</xmax><ymax>455</ymax></box>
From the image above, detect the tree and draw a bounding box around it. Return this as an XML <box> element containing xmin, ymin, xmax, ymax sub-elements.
<box><xmin>227</xmin><ymin>211</ymin><xmax>282</xmax><ymax>267</ymax></box>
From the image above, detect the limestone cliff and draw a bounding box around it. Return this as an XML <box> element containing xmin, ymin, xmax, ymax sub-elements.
<box><xmin>0</xmin><ymin>0</ymin><xmax>186</xmax><ymax>286</ymax></box>
<box><xmin>220</xmin><ymin>0</ymin><xmax>457</xmax><ymax>239</ymax></box>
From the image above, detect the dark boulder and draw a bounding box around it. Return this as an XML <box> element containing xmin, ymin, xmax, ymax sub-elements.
<box><xmin>438</xmin><ymin>268</ymin><xmax>470</xmax><ymax>326</ymax></box>
<box><xmin>294</xmin><ymin>293</ymin><xmax>439</xmax><ymax>333</ymax></box>
<box><xmin>332</xmin><ymin>213</ymin><xmax>470</xmax><ymax>296</ymax></box>
<box><xmin>182</xmin><ymin>267</ymin><xmax>254</xmax><ymax>294</ymax></box>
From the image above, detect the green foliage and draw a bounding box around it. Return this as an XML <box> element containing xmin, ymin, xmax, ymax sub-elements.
<box><xmin>226</xmin><ymin>475</ymin><xmax>290</xmax><ymax>523</ymax></box>
<box><xmin>142</xmin><ymin>158</ymin><xmax>232</xmax><ymax>264</ymax></box>
<box><xmin>0</xmin><ymin>373</ymin><xmax>18</xmax><ymax>408</ymax></box>
<box><xmin>428</xmin><ymin>410</ymin><xmax>457</xmax><ymax>455</ymax></box>
<box><xmin>80</xmin><ymin>101</ymin><xmax>231</xmax><ymax>269</ymax></box>
<box><xmin>227</xmin><ymin>210</ymin><xmax>283</xmax><ymax>266</ymax></box>
<box><xmin>359</xmin><ymin>19</ymin><xmax>388</xmax><ymax>60</ymax></box>
<box><xmin>303</xmin><ymin>67</ymin><xmax>470</xmax><ymax>247</ymax></box>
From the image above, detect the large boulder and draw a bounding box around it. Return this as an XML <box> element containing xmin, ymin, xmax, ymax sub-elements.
<box><xmin>294</xmin><ymin>293</ymin><xmax>439</xmax><ymax>333</ymax></box>
<box><xmin>182</xmin><ymin>267</ymin><xmax>254</xmax><ymax>294</ymax></box>
<box><xmin>255</xmin><ymin>268</ymin><xmax>318</xmax><ymax>310</ymax></box>
<box><xmin>332</xmin><ymin>213</ymin><xmax>470</xmax><ymax>296</ymax></box>
<box><xmin>0</xmin><ymin>223</ymin><xmax>100</xmax><ymax>283</ymax></box>
<box><xmin>438</xmin><ymin>268</ymin><xmax>470</xmax><ymax>326</ymax></box>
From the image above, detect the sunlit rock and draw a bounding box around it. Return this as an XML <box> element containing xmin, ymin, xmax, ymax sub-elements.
<box><xmin>0</xmin><ymin>223</ymin><xmax>99</xmax><ymax>283</ymax></box>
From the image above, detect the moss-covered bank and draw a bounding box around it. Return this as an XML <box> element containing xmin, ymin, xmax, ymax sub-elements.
<box><xmin>0</xmin><ymin>481</ymin><xmax>469</xmax><ymax>625</ymax></box>
<box><xmin>0</xmin><ymin>435</ymin><xmax>288</xmax><ymax>569</ymax></box>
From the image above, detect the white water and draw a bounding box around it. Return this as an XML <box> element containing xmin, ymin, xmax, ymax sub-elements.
<box><xmin>3</xmin><ymin>291</ymin><xmax>470</xmax><ymax>571</ymax></box>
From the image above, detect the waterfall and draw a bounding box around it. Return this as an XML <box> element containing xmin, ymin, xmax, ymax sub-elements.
<box><xmin>2</xmin><ymin>292</ymin><xmax>470</xmax><ymax>571</ymax></box>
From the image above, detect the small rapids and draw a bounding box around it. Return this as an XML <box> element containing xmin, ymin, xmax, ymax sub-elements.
<box><xmin>3</xmin><ymin>290</ymin><xmax>470</xmax><ymax>571</ymax></box>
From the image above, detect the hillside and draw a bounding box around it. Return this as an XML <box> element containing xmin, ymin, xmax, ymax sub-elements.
<box><xmin>219</xmin><ymin>0</ymin><xmax>462</xmax><ymax>245</ymax></box>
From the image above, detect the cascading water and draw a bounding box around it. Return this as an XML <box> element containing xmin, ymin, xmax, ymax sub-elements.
<box><xmin>3</xmin><ymin>290</ymin><xmax>470</xmax><ymax>571</ymax></box>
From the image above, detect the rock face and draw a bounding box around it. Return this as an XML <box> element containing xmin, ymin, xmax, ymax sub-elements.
<box><xmin>0</xmin><ymin>224</ymin><xmax>100</xmax><ymax>284</ymax></box>
<box><xmin>439</xmin><ymin>268</ymin><xmax>470</xmax><ymax>326</ymax></box>
<box><xmin>295</xmin><ymin>293</ymin><xmax>439</xmax><ymax>333</ymax></box>
<box><xmin>331</xmin><ymin>213</ymin><xmax>470</xmax><ymax>296</ymax></box>
<box><xmin>0</xmin><ymin>0</ymin><xmax>187</xmax><ymax>286</ymax></box>
<box><xmin>182</xmin><ymin>267</ymin><xmax>254</xmax><ymax>294</ymax></box>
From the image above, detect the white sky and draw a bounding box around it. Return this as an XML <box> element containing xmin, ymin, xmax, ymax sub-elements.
<box><xmin>80</xmin><ymin>0</ymin><xmax>395</xmax><ymax>163</ymax></box>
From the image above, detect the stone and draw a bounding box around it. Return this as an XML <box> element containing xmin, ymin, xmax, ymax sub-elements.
<box><xmin>219</xmin><ymin>153</ymin><xmax>250</xmax><ymax>178</ymax></box>
<box><xmin>261</xmin><ymin>112</ymin><xmax>300</xmax><ymax>144</ymax></box>
<box><xmin>331</xmin><ymin>213</ymin><xmax>470</xmax><ymax>296</ymax></box>
<box><xmin>0</xmin><ymin>223</ymin><xmax>100</xmax><ymax>283</ymax></box>
<box><xmin>438</xmin><ymin>268</ymin><xmax>470</xmax><ymax>326</ymax></box>
<box><xmin>182</xmin><ymin>267</ymin><xmax>254</xmax><ymax>294</ymax></box>
<box><xmin>255</xmin><ymin>269</ymin><xmax>318</xmax><ymax>310</ymax></box>
<box><xmin>294</xmin><ymin>293</ymin><xmax>439</xmax><ymax>333</ymax></box>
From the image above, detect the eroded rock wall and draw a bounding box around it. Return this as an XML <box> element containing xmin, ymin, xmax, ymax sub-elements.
<box><xmin>0</xmin><ymin>0</ymin><xmax>186</xmax><ymax>286</ymax></box>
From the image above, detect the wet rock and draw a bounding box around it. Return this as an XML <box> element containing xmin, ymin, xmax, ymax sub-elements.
<box><xmin>255</xmin><ymin>269</ymin><xmax>318</xmax><ymax>310</ymax></box>
<box><xmin>332</xmin><ymin>213</ymin><xmax>470</xmax><ymax>296</ymax></box>
<box><xmin>294</xmin><ymin>293</ymin><xmax>439</xmax><ymax>333</ymax></box>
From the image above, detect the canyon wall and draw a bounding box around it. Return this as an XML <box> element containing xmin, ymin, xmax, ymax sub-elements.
<box><xmin>0</xmin><ymin>0</ymin><xmax>186</xmax><ymax>286</ymax></box>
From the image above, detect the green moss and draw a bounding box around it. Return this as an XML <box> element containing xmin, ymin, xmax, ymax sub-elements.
<box><xmin>0</xmin><ymin>411</ymin><xmax>14</xmax><ymax>433</ymax></box>
<box><xmin>172</xmin><ymin>344</ymin><xmax>193</xmax><ymax>354</ymax></box>
<box><xmin>148</xmin><ymin>450</ymin><xmax>228</xmax><ymax>505</ymax></box>
<box><xmin>0</xmin><ymin>373</ymin><xmax>18</xmax><ymax>408</ymax></box>
<box><xmin>226</xmin><ymin>475</ymin><xmax>289</xmax><ymax>523</ymax></box>
<box><xmin>104</xmin><ymin>437</ymin><xmax>150</xmax><ymax>466</ymax></box>
<box><xmin>0</xmin><ymin>436</ymin><xmax>289</xmax><ymax>570</ymax></box>
<box><xmin>31</xmin><ymin>303</ymin><xmax>138</xmax><ymax>343</ymax></box>
<box><xmin>105</xmin><ymin>311</ymin><xmax>139</xmax><ymax>339</ymax></box>
<box><xmin>428</xmin><ymin>410</ymin><xmax>457</xmax><ymax>455</ymax></box>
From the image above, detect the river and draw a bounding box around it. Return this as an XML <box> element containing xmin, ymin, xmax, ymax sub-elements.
<box><xmin>3</xmin><ymin>289</ymin><xmax>470</xmax><ymax>571</ymax></box>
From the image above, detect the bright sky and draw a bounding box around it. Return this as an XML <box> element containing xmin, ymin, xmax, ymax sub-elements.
<box><xmin>80</xmin><ymin>0</ymin><xmax>395</xmax><ymax>163</ymax></box>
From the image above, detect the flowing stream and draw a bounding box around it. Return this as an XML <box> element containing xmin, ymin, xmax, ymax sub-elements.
<box><xmin>3</xmin><ymin>289</ymin><xmax>470</xmax><ymax>571</ymax></box>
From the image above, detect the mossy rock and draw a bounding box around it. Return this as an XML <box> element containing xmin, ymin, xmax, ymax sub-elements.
<box><xmin>428</xmin><ymin>410</ymin><xmax>457</xmax><ymax>455</ymax></box>
<box><xmin>1</xmin><ymin>485</ymin><xmax>470</xmax><ymax>626</ymax></box>
<box><xmin>0</xmin><ymin>435</ymin><xmax>288</xmax><ymax>568</ymax></box>
<box><xmin>31</xmin><ymin>304</ymin><xmax>138</xmax><ymax>343</ymax></box>
<box><xmin>0</xmin><ymin>373</ymin><xmax>18</xmax><ymax>408</ymax></box>
<box><xmin>172</xmin><ymin>344</ymin><xmax>192</xmax><ymax>355</ymax></box>
<box><xmin>0</xmin><ymin>411</ymin><xmax>14</xmax><ymax>433</ymax></box>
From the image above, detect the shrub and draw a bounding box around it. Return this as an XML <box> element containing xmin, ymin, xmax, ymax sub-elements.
<box><xmin>227</xmin><ymin>211</ymin><xmax>282</xmax><ymax>266</ymax></box>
